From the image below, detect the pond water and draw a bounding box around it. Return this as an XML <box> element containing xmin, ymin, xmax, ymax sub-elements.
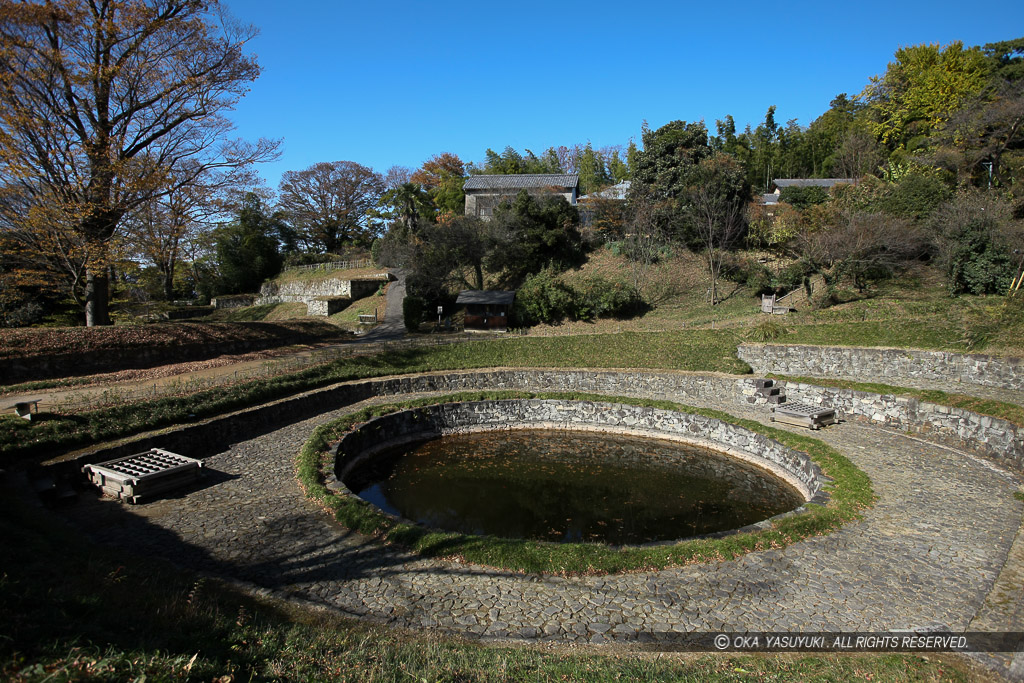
<box><xmin>343</xmin><ymin>429</ymin><xmax>804</xmax><ymax>545</ymax></box>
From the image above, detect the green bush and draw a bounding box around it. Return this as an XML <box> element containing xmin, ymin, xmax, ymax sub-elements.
<box><xmin>571</xmin><ymin>275</ymin><xmax>643</xmax><ymax>321</ymax></box>
<box><xmin>880</xmin><ymin>173</ymin><xmax>952</xmax><ymax>220</ymax></box>
<box><xmin>778</xmin><ymin>185</ymin><xmax>830</xmax><ymax>209</ymax></box>
<box><xmin>935</xmin><ymin>196</ymin><xmax>1015</xmax><ymax>295</ymax></box>
<box><xmin>776</xmin><ymin>261</ymin><xmax>811</xmax><ymax>292</ymax></box>
<box><xmin>402</xmin><ymin>295</ymin><xmax>425</xmax><ymax>332</ymax></box>
<box><xmin>748</xmin><ymin>318</ymin><xmax>789</xmax><ymax>342</ymax></box>
<box><xmin>514</xmin><ymin>268</ymin><xmax>574</xmax><ymax>325</ymax></box>
<box><xmin>721</xmin><ymin>255</ymin><xmax>773</xmax><ymax>295</ymax></box>
<box><xmin>515</xmin><ymin>270</ymin><xmax>642</xmax><ymax>325</ymax></box>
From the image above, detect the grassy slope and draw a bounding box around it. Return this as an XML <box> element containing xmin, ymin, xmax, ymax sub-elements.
<box><xmin>0</xmin><ymin>320</ymin><xmax>346</xmax><ymax>362</ymax></box>
<box><xmin>203</xmin><ymin>271</ymin><xmax>390</xmax><ymax>330</ymax></box>
<box><xmin>0</xmin><ymin>329</ymin><xmax>747</xmax><ymax>464</ymax></box>
<box><xmin>528</xmin><ymin>250</ymin><xmax>1024</xmax><ymax>357</ymax></box>
<box><xmin>328</xmin><ymin>284</ymin><xmax>389</xmax><ymax>331</ymax></box>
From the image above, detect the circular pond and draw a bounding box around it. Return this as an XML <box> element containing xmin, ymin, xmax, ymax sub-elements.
<box><xmin>341</xmin><ymin>428</ymin><xmax>805</xmax><ymax>545</ymax></box>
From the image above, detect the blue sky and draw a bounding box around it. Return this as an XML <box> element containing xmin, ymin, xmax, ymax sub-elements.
<box><xmin>224</xmin><ymin>0</ymin><xmax>1024</xmax><ymax>189</ymax></box>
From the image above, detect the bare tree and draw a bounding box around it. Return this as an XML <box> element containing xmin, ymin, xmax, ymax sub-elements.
<box><xmin>276</xmin><ymin>160</ymin><xmax>385</xmax><ymax>253</ymax></box>
<box><xmin>686</xmin><ymin>154</ymin><xmax>749</xmax><ymax>305</ymax></box>
<box><xmin>0</xmin><ymin>0</ymin><xmax>279</xmax><ymax>325</ymax></box>
<box><xmin>620</xmin><ymin>197</ymin><xmax>666</xmax><ymax>300</ymax></box>
<box><xmin>787</xmin><ymin>210</ymin><xmax>926</xmax><ymax>302</ymax></box>
<box><xmin>383</xmin><ymin>165</ymin><xmax>414</xmax><ymax>190</ymax></box>
<box><xmin>126</xmin><ymin>164</ymin><xmax>257</xmax><ymax>300</ymax></box>
<box><xmin>834</xmin><ymin>126</ymin><xmax>883</xmax><ymax>179</ymax></box>
<box><xmin>0</xmin><ymin>181</ymin><xmax>90</xmax><ymax>312</ymax></box>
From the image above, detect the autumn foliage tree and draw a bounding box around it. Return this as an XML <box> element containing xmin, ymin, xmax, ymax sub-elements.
<box><xmin>411</xmin><ymin>152</ymin><xmax>466</xmax><ymax>217</ymax></box>
<box><xmin>0</xmin><ymin>0</ymin><xmax>277</xmax><ymax>325</ymax></box>
<box><xmin>276</xmin><ymin>160</ymin><xmax>385</xmax><ymax>252</ymax></box>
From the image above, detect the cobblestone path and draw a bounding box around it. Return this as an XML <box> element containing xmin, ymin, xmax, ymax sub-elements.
<box><xmin>67</xmin><ymin>384</ymin><xmax>1024</xmax><ymax>664</ymax></box>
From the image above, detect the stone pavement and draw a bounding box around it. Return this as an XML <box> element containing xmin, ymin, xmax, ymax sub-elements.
<box><xmin>63</xmin><ymin>378</ymin><xmax>1024</xmax><ymax>677</ymax></box>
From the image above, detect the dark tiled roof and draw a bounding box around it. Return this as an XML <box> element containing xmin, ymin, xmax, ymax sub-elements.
<box><xmin>463</xmin><ymin>174</ymin><xmax>579</xmax><ymax>191</ymax></box>
<box><xmin>456</xmin><ymin>290</ymin><xmax>516</xmax><ymax>305</ymax></box>
<box><xmin>773</xmin><ymin>178</ymin><xmax>856</xmax><ymax>188</ymax></box>
<box><xmin>762</xmin><ymin>194</ymin><xmax>779</xmax><ymax>205</ymax></box>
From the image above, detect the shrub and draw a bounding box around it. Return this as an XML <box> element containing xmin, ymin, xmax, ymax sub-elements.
<box><xmin>881</xmin><ymin>173</ymin><xmax>952</xmax><ymax>220</ymax></box>
<box><xmin>776</xmin><ymin>261</ymin><xmax>811</xmax><ymax>292</ymax></box>
<box><xmin>778</xmin><ymin>185</ymin><xmax>830</xmax><ymax>209</ymax></box>
<box><xmin>748</xmin><ymin>318</ymin><xmax>789</xmax><ymax>342</ymax></box>
<box><xmin>514</xmin><ymin>268</ymin><xmax>574</xmax><ymax>326</ymax></box>
<box><xmin>515</xmin><ymin>270</ymin><xmax>642</xmax><ymax>326</ymax></box>
<box><xmin>721</xmin><ymin>255</ymin><xmax>773</xmax><ymax>296</ymax></box>
<box><xmin>402</xmin><ymin>296</ymin><xmax>425</xmax><ymax>332</ymax></box>
<box><xmin>572</xmin><ymin>275</ymin><xmax>642</xmax><ymax>321</ymax></box>
<box><xmin>932</xmin><ymin>194</ymin><xmax>1016</xmax><ymax>295</ymax></box>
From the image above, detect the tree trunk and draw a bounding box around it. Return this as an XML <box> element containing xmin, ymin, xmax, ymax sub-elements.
<box><xmin>707</xmin><ymin>251</ymin><xmax>719</xmax><ymax>306</ymax></box>
<box><xmin>474</xmin><ymin>262</ymin><xmax>484</xmax><ymax>290</ymax></box>
<box><xmin>163</xmin><ymin>271</ymin><xmax>175</xmax><ymax>301</ymax></box>
<box><xmin>85</xmin><ymin>270</ymin><xmax>111</xmax><ymax>326</ymax></box>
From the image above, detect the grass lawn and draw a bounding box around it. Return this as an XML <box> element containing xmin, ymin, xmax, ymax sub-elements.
<box><xmin>328</xmin><ymin>284</ymin><xmax>389</xmax><ymax>331</ymax></box>
<box><xmin>6</xmin><ymin>315</ymin><xmax>1023</xmax><ymax>466</ymax></box>
<box><xmin>202</xmin><ymin>302</ymin><xmax>311</xmax><ymax>322</ymax></box>
<box><xmin>0</xmin><ymin>329</ymin><xmax>748</xmax><ymax>465</ymax></box>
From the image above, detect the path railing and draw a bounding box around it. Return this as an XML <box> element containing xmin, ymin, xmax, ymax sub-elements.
<box><xmin>283</xmin><ymin>258</ymin><xmax>373</xmax><ymax>273</ymax></box>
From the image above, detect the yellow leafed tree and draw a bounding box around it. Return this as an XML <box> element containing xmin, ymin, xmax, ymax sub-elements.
<box><xmin>0</xmin><ymin>0</ymin><xmax>278</xmax><ymax>325</ymax></box>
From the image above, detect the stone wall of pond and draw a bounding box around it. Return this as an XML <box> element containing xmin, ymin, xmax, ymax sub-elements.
<box><xmin>737</xmin><ymin>343</ymin><xmax>1024</xmax><ymax>392</ymax></box>
<box><xmin>63</xmin><ymin>368</ymin><xmax>1024</xmax><ymax>478</ymax></box>
<box><xmin>334</xmin><ymin>400</ymin><xmax>828</xmax><ymax>502</ymax></box>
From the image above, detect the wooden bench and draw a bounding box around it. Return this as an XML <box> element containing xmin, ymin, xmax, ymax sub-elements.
<box><xmin>357</xmin><ymin>314</ymin><xmax>378</xmax><ymax>324</ymax></box>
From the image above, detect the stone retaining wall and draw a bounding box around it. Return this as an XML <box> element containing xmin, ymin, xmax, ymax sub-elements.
<box><xmin>306</xmin><ymin>297</ymin><xmax>349</xmax><ymax>317</ymax></box>
<box><xmin>772</xmin><ymin>379</ymin><xmax>1024</xmax><ymax>472</ymax></box>
<box><xmin>63</xmin><ymin>368</ymin><xmax>1024</xmax><ymax>479</ymax></box>
<box><xmin>738</xmin><ymin>343</ymin><xmax>1024</xmax><ymax>392</ymax></box>
<box><xmin>334</xmin><ymin>400</ymin><xmax>828</xmax><ymax>502</ymax></box>
<box><xmin>211</xmin><ymin>295</ymin><xmax>255</xmax><ymax>310</ymax></box>
<box><xmin>258</xmin><ymin>276</ymin><xmax>388</xmax><ymax>306</ymax></box>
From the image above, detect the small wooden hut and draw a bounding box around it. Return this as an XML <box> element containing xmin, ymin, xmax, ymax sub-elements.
<box><xmin>456</xmin><ymin>290</ymin><xmax>515</xmax><ymax>331</ymax></box>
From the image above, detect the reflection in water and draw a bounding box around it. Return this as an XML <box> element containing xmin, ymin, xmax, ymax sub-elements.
<box><xmin>344</xmin><ymin>429</ymin><xmax>803</xmax><ymax>545</ymax></box>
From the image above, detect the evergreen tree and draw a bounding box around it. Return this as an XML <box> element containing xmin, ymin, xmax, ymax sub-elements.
<box><xmin>214</xmin><ymin>194</ymin><xmax>283</xmax><ymax>295</ymax></box>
